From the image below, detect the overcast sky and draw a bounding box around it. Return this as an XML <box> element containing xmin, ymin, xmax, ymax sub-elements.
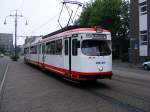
<box><xmin>0</xmin><ymin>0</ymin><xmax>89</xmax><ymax>45</ymax></box>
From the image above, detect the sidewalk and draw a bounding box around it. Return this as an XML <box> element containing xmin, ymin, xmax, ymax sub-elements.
<box><xmin>112</xmin><ymin>60</ymin><xmax>142</xmax><ymax>69</ymax></box>
<box><xmin>112</xmin><ymin>60</ymin><xmax>150</xmax><ymax>81</ymax></box>
<box><xmin>0</xmin><ymin>60</ymin><xmax>64</xmax><ymax>112</ymax></box>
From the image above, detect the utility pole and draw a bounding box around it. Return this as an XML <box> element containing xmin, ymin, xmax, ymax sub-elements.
<box><xmin>14</xmin><ymin>10</ymin><xmax>18</xmax><ymax>56</ymax></box>
<box><xmin>4</xmin><ymin>10</ymin><xmax>28</xmax><ymax>58</ymax></box>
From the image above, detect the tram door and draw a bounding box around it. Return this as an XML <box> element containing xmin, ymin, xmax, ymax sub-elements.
<box><xmin>42</xmin><ymin>43</ymin><xmax>46</xmax><ymax>67</ymax></box>
<box><xmin>64</xmin><ymin>38</ymin><xmax>71</xmax><ymax>74</ymax></box>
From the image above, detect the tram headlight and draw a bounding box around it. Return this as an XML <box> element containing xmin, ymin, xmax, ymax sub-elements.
<box><xmin>98</xmin><ymin>66</ymin><xmax>103</xmax><ymax>71</ymax></box>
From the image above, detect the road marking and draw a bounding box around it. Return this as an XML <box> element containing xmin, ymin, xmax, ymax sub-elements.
<box><xmin>0</xmin><ymin>63</ymin><xmax>9</xmax><ymax>95</ymax></box>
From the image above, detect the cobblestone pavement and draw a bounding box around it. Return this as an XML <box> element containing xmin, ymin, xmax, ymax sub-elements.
<box><xmin>0</xmin><ymin>59</ymin><xmax>150</xmax><ymax>112</ymax></box>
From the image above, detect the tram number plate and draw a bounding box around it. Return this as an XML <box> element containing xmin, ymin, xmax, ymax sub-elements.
<box><xmin>96</xmin><ymin>62</ymin><xmax>106</xmax><ymax>64</ymax></box>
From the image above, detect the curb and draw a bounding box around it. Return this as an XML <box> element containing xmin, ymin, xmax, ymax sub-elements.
<box><xmin>0</xmin><ymin>63</ymin><xmax>9</xmax><ymax>109</ymax></box>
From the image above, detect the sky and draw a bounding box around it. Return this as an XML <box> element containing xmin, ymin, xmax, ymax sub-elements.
<box><xmin>0</xmin><ymin>0</ymin><xmax>89</xmax><ymax>45</ymax></box>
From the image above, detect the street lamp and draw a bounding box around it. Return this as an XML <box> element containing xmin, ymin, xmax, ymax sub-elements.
<box><xmin>4</xmin><ymin>10</ymin><xmax>28</xmax><ymax>60</ymax></box>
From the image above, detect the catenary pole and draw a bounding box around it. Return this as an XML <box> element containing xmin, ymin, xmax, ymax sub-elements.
<box><xmin>4</xmin><ymin>10</ymin><xmax>28</xmax><ymax>57</ymax></box>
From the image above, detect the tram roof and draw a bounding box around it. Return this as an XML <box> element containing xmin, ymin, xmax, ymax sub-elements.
<box><xmin>42</xmin><ymin>26</ymin><xmax>110</xmax><ymax>39</ymax></box>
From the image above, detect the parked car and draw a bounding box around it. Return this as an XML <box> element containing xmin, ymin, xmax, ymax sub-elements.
<box><xmin>142</xmin><ymin>61</ymin><xmax>150</xmax><ymax>70</ymax></box>
<box><xmin>0</xmin><ymin>53</ymin><xmax>4</xmax><ymax>57</ymax></box>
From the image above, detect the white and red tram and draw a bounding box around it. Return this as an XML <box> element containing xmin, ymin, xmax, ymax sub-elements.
<box><xmin>24</xmin><ymin>26</ymin><xmax>113</xmax><ymax>81</ymax></box>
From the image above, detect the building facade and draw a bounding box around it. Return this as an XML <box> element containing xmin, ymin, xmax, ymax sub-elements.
<box><xmin>130</xmin><ymin>0</ymin><xmax>150</xmax><ymax>62</ymax></box>
<box><xmin>0</xmin><ymin>33</ymin><xmax>13</xmax><ymax>54</ymax></box>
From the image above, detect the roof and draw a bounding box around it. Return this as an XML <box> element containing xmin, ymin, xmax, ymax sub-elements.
<box><xmin>42</xmin><ymin>26</ymin><xmax>110</xmax><ymax>39</ymax></box>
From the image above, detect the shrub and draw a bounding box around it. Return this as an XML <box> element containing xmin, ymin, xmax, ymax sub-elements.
<box><xmin>10</xmin><ymin>54</ymin><xmax>19</xmax><ymax>61</ymax></box>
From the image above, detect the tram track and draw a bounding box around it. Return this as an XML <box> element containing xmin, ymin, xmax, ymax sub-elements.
<box><xmin>113</xmin><ymin>75</ymin><xmax>150</xmax><ymax>89</ymax></box>
<box><xmin>77</xmin><ymin>75</ymin><xmax>150</xmax><ymax>112</ymax></box>
<box><xmin>47</xmin><ymin>69</ymin><xmax>150</xmax><ymax>112</ymax></box>
<box><xmin>109</xmin><ymin>85</ymin><xmax>150</xmax><ymax>104</ymax></box>
<box><xmin>82</xmin><ymin>87</ymin><xmax>146</xmax><ymax>112</ymax></box>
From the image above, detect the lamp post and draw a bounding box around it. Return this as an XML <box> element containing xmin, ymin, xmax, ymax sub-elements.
<box><xmin>4</xmin><ymin>10</ymin><xmax>28</xmax><ymax>59</ymax></box>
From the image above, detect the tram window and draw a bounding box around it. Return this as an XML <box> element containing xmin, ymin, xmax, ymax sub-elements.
<box><xmin>30</xmin><ymin>47</ymin><xmax>33</xmax><ymax>54</ymax></box>
<box><xmin>27</xmin><ymin>48</ymin><xmax>29</xmax><ymax>54</ymax></box>
<box><xmin>39</xmin><ymin>44</ymin><xmax>42</xmax><ymax>54</ymax></box>
<box><xmin>81</xmin><ymin>40</ymin><xmax>111</xmax><ymax>56</ymax></box>
<box><xmin>46</xmin><ymin>42</ymin><xmax>51</xmax><ymax>54</ymax></box>
<box><xmin>42</xmin><ymin>44</ymin><xmax>45</xmax><ymax>54</ymax></box>
<box><xmin>34</xmin><ymin>45</ymin><xmax>37</xmax><ymax>54</ymax></box>
<box><xmin>24</xmin><ymin>48</ymin><xmax>29</xmax><ymax>54</ymax></box>
<box><xmin>72</xmin><ymin>39</ymin><xmax>78</xmax><ymax>56</ymax></box>
<box><xmin>28</xmin><ymin>48</ymin><xmax>30</xmax><ymax>54</ymax></box>
<box><xmin>56</xmin><ymin>39</ymin><xmax>62</xmax><ymax>55</ymax></box>
<box><xmin>50</xmin><ymin>41</ymin><xmax>56</xmax><ymax>55</ymax></box>
<box><xmin>24</xmin><ymin>48</ymin><xmax>27</xmax><ymax>54</ymax></box>
<box><xmin>65</xmin><ymin>40</ymin><xmax>68</xmax><ymax>55</ymax></box>
<box><xmin>30</xmin><ymin>46</ymin><xmax>33</xmax><ymax>54</ymax></box>
<box><xmin>30</xmin><ymin>46</ymin><xmax>37</xmax><ymax>54</ymax></box>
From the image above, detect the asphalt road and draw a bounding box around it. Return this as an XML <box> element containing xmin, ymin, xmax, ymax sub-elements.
<box><xmin>0</xmin><ymin>56</ymin><xmax>9</xmax><ymax>84</ymax></box>
<box><xmin>0</xmin><ymin>59</ymin><xmax>150</xmax><ymax>112</ymax></box>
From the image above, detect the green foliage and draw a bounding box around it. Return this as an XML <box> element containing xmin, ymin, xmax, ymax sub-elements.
<box><xmin>10</xmin><ymin>54</ymin><xmax>19</xmax><ymax>61</ymax></box>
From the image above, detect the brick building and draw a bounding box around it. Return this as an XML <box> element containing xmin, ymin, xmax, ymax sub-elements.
<box><xmin>130</xmin><ymin>0</ymin><xmax>150</xmax><ymax>63</ymax></box>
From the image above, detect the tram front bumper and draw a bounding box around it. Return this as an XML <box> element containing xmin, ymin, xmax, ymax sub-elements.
<box><xmin>79</xmin><ymin>73</ymin><xmax>112</xmax><ymax>79</ymax></box>
<box><xmin>71</xmin><ymin>72</ymin><xmax>113</xmax><ymax>80</ymax></box>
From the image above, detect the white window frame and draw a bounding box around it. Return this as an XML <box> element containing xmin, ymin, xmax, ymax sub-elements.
<box><xmin>139</xmin><ymin>1</ymin><xmax>147</xmax><ymax>15</ymax></box>
<box><xmin>140</xmin><ymin>30</ymin><xmax>148</xmax><ymax>45</ymax></box>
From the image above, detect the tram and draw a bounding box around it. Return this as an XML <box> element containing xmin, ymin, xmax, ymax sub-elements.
<box><xmin>24</xmin><ymin>26</ymin><xmax>113</xmax><ymax>81</ymax></box>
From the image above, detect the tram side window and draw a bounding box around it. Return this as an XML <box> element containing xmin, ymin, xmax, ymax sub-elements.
<box><xmin>56</xmin><ymin>39</ymin><xmax>62</xmax><ymax>55</ymax></box>
<box><xmin>24</xmin><ymin>48</ymin><xmax>29</xmax><ymax>54</ymax></box>
<box><xmin>42</xmin><ymin>44</ymin><xmax>45</xmax><ymax>54</ymax></box>
<box><xmin>30</xmin><ymin>46</ymin><xmax>33</xmax><ymax>54</ymax></box>
<box><xmin>27</xmin><ymin>48</ymin><xmax>30</xmax><ymax>54</ymax></box>
<box><xmin>35</xmin><ymin>45</ymin><xmax>37</xmax><ymax>54</ymax></box>
<box><xmin>38</xmin><ymin>44</ymin><xmax>42</xmax><ymax>54</ymax></box>
<box><xmin>50</xmin><ymin>41</ymin><xmax>56</xmax><ymax>55</ymax></box>
<box><xmin>30</xmin><ymin>45</ymin><xmax>37</xmax><ymax>54</ymax></box>
<box><xmin>46</xmin><ymin>42</ymin><xmax>51</xmax><ymax>54</ymax></box>
<box><xmin>24</xmin><ymin>48</ymin><xmax>27</xmax><ymax>54</ymax></box>
<box><xmin>65</xmin><ymin>40</ymin><xmax>68</xmax><ymax>55</ymax></box>
<box><xmin>72</xmin><ymin>39</ymin><xmax>78</xmax><ymax>56</ymax></box>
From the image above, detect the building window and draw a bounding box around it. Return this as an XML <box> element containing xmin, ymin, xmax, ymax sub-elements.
<box><xmin>139</xmin><ymin>1</ymin><xmax>147</xmax><ymax>15</ymax></box>
<box><xmin>140</xmin><ymin>30</ymin><xmax>148</xmax><ymax>45</ymax></box>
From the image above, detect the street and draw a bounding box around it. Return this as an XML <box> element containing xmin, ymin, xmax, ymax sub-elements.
<box><xmin>0</xmin><ymin>58</ymin><xmax>150</xmax><ymax>112</ymax></box>
<box><xmin>0</xmin><ymin>56</ymin><xmax>9</xmax><ymax>84</ymax></box>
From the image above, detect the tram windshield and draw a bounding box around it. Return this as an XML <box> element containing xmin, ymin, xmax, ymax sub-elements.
<box><xmin>81</xmin><ymin>40</ymin><xmax>111</xmax><ymax>56</ymax></box>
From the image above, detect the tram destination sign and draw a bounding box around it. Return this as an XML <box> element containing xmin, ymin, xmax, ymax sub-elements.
<box><xmin>86</xmin><ymin>33</ymin><xmax>107</xmax><ymax>40</ymax></box>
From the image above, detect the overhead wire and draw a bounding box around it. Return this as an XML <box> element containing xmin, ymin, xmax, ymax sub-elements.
<box><xmin>25</xmin><ymin>0</ymin><xmax>83</xmax><ymax>37</ymax></box>
<box><xmin>29</xmin><ymin>1</ymin><xmax>73</xmax><ymax>36</ymax></box>
<box><xmin>29</xmin><ymin>13</ymin><xmax>60</xmax><ymax>36</ymax></box>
